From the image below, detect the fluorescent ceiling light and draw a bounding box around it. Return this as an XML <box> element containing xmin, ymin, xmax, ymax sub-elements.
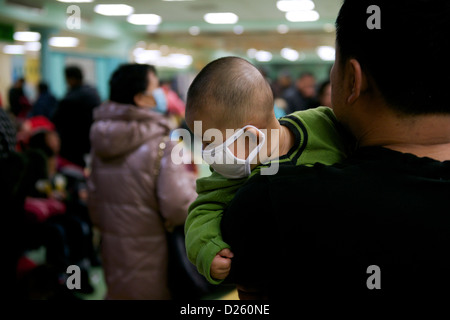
<box><xmin>168</xmin><ymin>53</ymin><xmax>193</xmax><ymax>68</ymax></box>
<box><xmin>247</xmin><ymin>48</ymin><xmax>257</xmax><ymax>59</ymax></box>
<box><xmin>49</xmin><ymin>37</ymin><xmax>79</xmax><ymax>47</ymax></box>
<box><xmin>94</xmin><ymin>4</ymin><xmax>134</xmax><ymax>16</ymax></box>
<box><xmin>233</xmin><ymin>25</ymin><xmax>244</xmax><ymax>35</ymax></box>
<box><xmin>3</xmin><ymin>45</ymin><xmax>25</xmax><ymax>54</ymax></box>
<box><xmin>277</xmin><ymin>24</ymin><xmax>289</xmax><ymax>34</ymax></box>
<box><xmin>57</xmin><ymin>0</ymin><xmax>94</xmax><ymax>3</ymax></box>
<box><xmin>134</xmin><ymin>49</ymin><xmax>162</xmax><ymax>64</ymax></box>
<box><xmin>255</xmin><ymin>50</ymin><xmax>272</xmax><ymax>62</ymax></box>
<box><xmin>323</xmin><ymin>23</ymin><xmax>336</xmax><ymax>33</ymax></box>
<box><xmin>127</xmin><ymin>14</ymin><xmax>162</xmax><ymax>25</ymax></box>
<box><xmin>317</xmin><ymin>46</ymin><xmax>335</xmax><ymax>61</ymax></box>
<box><xmin>281</xmin><ymin>48</ymin><xmax>299</xmax><ymax>61</ymax></box>
<box><xmin>13</xmin><ymin>31</ymin><xmax>41</xmax><ymax>42</ymax></box>
<box><xmin>25</xmin><ymin>42</ymin><xmax>42</xmax><ymax>51</ymax></box>
<box><xmin>277</xmin><ymin>0</ymin><xmax>315</xmax><ymax>12</ymax></box>
<box><xmin>146</xmin><ymin>25</ymin><xmax>159</xmax><ymax>33</ymax></box>
<box><xmin>134</xmin><ymin>50</ymin><xmax>193</xmax><ymax>69</ymax></box>
<box><xmin>286</xmin><ymin>10</ymin><xmax>319</xmax><ymax>22</ymax></box>
<box><xmin>189</xmin><ymin>26</ymin><xmax>200</xmax><ymax>36</ymax></box>
<box><xmin>204</xmin><ymin>12</ymin><xmax>238</xmax><ymax>24</ymax></box>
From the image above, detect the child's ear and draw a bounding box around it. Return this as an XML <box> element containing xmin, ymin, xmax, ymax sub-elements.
<box><xmin>244</xmin><ymin>127</ymin><xmax>263</xmax><ymax>144</ymax></box>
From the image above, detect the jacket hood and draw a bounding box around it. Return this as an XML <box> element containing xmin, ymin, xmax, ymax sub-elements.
<box><xmin>90</xmin><ymin>101</ymin><xmax>171</xmax><ymax>160</ymax></box>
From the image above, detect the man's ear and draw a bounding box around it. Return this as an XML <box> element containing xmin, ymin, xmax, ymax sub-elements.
<box><xmin>347</xmin><ymin>59</ymin><xmax>368</xmax><ymax>105</ymax></box>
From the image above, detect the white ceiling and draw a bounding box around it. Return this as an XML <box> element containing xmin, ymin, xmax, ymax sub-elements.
<box><xmin>0</xmin><ymin>0</ymin><xmax>342</xmax><ymax>64</ymax></box>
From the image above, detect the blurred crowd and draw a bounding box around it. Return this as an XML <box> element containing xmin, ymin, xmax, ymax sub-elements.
<box><xmin>1</xmin><ymin>63</ymin><xmax>330</xmax><ymax>300</ymax></box>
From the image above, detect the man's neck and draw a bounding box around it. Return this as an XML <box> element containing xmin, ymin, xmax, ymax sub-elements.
<box><xmin>358</xmin><ymin>111</ymin><xmax>450</xmax><ymax>161</ymax></box>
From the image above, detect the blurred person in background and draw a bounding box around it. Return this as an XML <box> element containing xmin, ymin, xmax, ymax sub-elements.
<box><xmin>52</xmin><ymin>65</ymin><xmax>101</xmax><ymax>168</ymax></box>
<box><xmin>1</xmin><ymin>107</ymin><xmax>21</xmax><ymax>299</ymax></box>
<box><xmin>8</xmin><ymin>77</ymin><xmax>32</xmax><ymax>122</ymax></box>
<box><xmin>282</xmin><ymin>72</ymin><xmax>319</xmax><ymax>113</ymax></box>
<box><xmin>317</xmin><ymin>80</ymin><xmax>332</xmax><ymax>109</ymax></box>
<box><xmin>29</xmin><ymin>82</ymin><xmax>58</xmax><ymax>120</ymax></box>
<box><xmin>271</xmin><ymin>70</ymin><xmax>292</xmax><ymax>101</ymax></box>
<box><xmin>87</xmin><ymin>63</ymin><xmax>197</xmax><ymax>300</ymax></box>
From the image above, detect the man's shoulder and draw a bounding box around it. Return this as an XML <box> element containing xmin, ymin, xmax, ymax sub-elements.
<box><xmin>63</xmin><ymin>85</ymin><xmax>100</xmax><ymax>102</ymax></box>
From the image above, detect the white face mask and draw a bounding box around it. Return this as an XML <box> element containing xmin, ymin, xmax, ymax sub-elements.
<box><xmin>202</xmin><ymin>125</ymin><xmax>266</xmax><ymax>179</ymax></box>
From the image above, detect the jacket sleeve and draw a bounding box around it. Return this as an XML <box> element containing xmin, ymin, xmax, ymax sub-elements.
<box><xmin>156</xmin><ymin>140</ymin><xmax>198</xmax><ymax>229</ymax></box>
<box><xmin>184</xmin><ymin>172</ymin><xmax>247</xmax><ymax>285</ymax></box>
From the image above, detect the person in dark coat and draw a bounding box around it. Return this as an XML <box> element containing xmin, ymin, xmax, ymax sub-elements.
<box><xmin>221</xmin><ymin>0</ymin><xmax>450</xmax><ymax>304</ymax></box>
<box><xmin>282</xmin><ymin>72</ymin><xmax>319</xmax><ymax>113</ymax></box>
<box><xmin>30</xmin><ymin>82</ymin><xmax>58</xmax><ymax>120</ymax></box>
<box><xmin>8</xmin><ymin>77</ymin><xmax>32</xmax><ymax>121</ymax></box>
<box><xmin>52</xmin><ymin>66</ymin><xmax>101</xmax><ymax>168</ymax></box>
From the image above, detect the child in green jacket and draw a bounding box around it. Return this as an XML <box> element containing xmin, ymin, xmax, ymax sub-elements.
<box><xmin>184</xmin><ymin>56</ymin><xmax>352</xmax><ymax>285</ymax></box>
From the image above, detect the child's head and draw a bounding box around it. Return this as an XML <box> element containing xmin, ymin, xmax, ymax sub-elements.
<box><xmin>185</xmin><ymin>56</ymin><xmax>277</xmax><ymax>178</ymax></box>
<box><xmin>186</xmin><ymin>56</ymin><xmax>274</xmax><ymax>135</ymax></box>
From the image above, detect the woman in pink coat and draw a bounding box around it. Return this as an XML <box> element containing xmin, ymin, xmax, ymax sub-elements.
<box><xmin>87</xmin><ymin>64</ymin><xmax>197</xmax><ymax>299</ymax></box>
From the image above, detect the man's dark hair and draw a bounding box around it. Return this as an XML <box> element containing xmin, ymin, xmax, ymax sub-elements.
<box><xmin>64</xmin><ymin>65</ymin><xmax>83</xmax><ymax>82</ymax></box>
<box><xmin>109</xmin><ymin>63</ymin><xmax>156</xmax><ymax>106</ymax></box>
<box><xmin>336</xmin><ymin>0</ymin><xmax>450</xmax><ymax>115</ymax></box>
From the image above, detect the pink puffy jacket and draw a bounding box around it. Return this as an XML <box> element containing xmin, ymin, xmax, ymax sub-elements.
<box><xmin>87</xmin><ymin>101</ymin><xmax>197</xmax><ymax>300</ymax></box>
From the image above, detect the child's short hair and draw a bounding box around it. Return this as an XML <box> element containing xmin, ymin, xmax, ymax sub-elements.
<box><xmin>186</xmin><ymin>56</ymin><xmax>274</xmax><ymax>128</ymax></box>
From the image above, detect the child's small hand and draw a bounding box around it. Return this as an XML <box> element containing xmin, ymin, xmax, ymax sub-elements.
<box><xmin>211</xmin><ymin>248</ymin><xmax>234</xmax><ymax>280</ymax></box>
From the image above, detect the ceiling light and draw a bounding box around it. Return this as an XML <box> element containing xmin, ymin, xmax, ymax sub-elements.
<box><xmin>277</xmin><ymin>24</ymin><xmax>289</xmax><ymax>34</ymax></box>
<box><xmin>134</xmin><ymin>50</ymin><xmax>193</xmax><ymax>69</ymax></box>
<box><xmin>49</xmin><ymin>37</ymin><xmax>79</xmax><ymax>47</ymax></box>
<box><xmin>317</xmin><ymin>46</ymin><xmax>335</xmax><ymax>61</ymax></box>
<box><xmin>204</xmin><ymin>12</ymin><xmax>238</xmax><ymax>24</ymax></box>
<box><xmin>247</xmin><ymin>48</ymin><xmax>257</xmax><ymax>59</ymax></box>
<box><xmin>255</xmin><ymin>50</ymin><xmax>272</xmax><ymax>62</ymax></box>
<box><xmin>146</xmin><ymin>25</ymin><xmax>159</xmax><ymax>33</ymax></box>
<box><xmin>168</xmin><ymin>53</ymin><xmax>193</xmax><ymax>68</ymax></box>
<box><xmin>277</xmin><ymin>0</ymin><xmax>315</xmax><ymax>12</ymax></box>
<box><xmin>127</xmin><ymin>14</ymin><xmax>162</xmax><ymax>25</ymax></box>
<box><xmin>94</xmin><ymin>4</ymin><xmax>134</xmax><ymax>16</ymax></box>
<box><xmin>57</xmin><ymin>0</ymin><xmax>94</xmax><ymax>3</ymax></box>
<box><xmin>3</xmin><ymin>45</ymin><xmax>25</xmax><ymax>55</ymax></box>
<box><xmin>13</xmin><ymin>31</ymin><xmax>41</xmax><ymax>42</ymax></box>
<box><xmin>189</xmin><ymin>26</ymin><xmax>200</xmax><ymax>36</ymax></box>
<box><xmin>281</xmin><ymin>48</ymin><xmax>299</xmax><ymax>61</ymax></box>
<box><xmin>25</xmin><ymin>42</ymin><xmax>42</xmax><ymax>51</ymax></box>
<box><xmin>233</xmin><ymin>25</ymin><xmax>244</xmax><ymax>35</ymax></box>
<box><xmin>134</xmin><ymin>49</ymin><xmax>161</xmax><ymax>64</ymax></box>
<box><xmin>323</xmin><ymin>23</ymin><xmax>336</xmax><ymax>33</ymax></box>
<box><xmin>286</xmin><ymin>10</ymin><xmax>319</xmax><ymax>22</ymax></box>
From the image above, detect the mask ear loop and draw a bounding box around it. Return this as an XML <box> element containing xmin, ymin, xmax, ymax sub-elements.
<box><xmin>225</xmin><ymin>125</ymin><xmax>266</xmax><ymax>162</ymax></box>
<box><xmin>242</xmin><ymin>126</ymin><xmax>266</xmax><ymax>175</ymax></box>
<box><xmin>202</xmin><ymin>127</ymin><xmax>247</xmax><ymax>166</ymax></box>
<box><xmin>204</xmin><ymin>126</ymin><xmax>265</xmax><ymax>166</ymax></box>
